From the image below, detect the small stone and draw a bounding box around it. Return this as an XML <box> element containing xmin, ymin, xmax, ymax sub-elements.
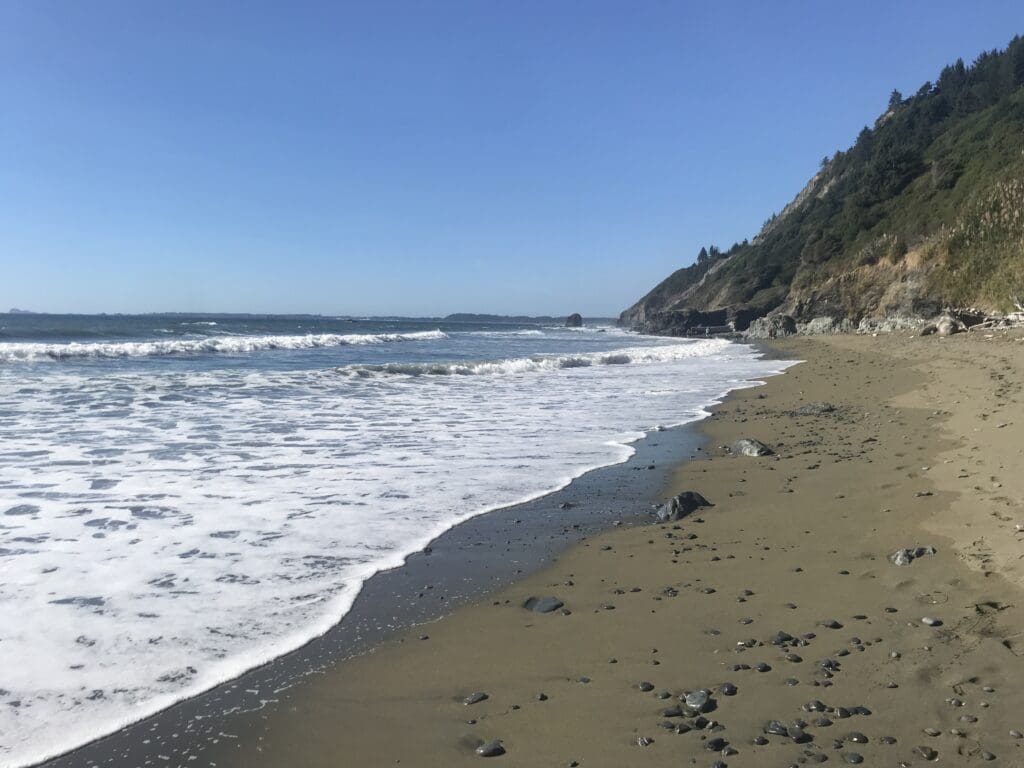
<box><xmin>705</xmin><ymin>737</ymin><xmax>727</xmax><ymax>751</ymax></box>
<box><xmin>463</xmin><ymin>692</ymin><xmax>489</xmax><ymax>706</ymax></box>
<box><xmin>921</xmin><ymin>617</ymin><xmax>943</xmax><ymax>627</ymax></box>
<box><xmin>523</xmin><ymin>596</ymin><xmax>564</xmax><ymax>613</ymax></box>
<box><xmin>923</xmin><ymin>727</ymin><xmax>940</xmax><ymax>737</ymax></box>
<box><xmin>476</xmin><ymin>740</ymin><xmax>505</xmax><ymax>757</ymax></box>
<box><xmin>914</xmin><ymin>745</ymin><xmax>939</xmax><ymax>761</ymax></box>
<box><xmin>879</xmin><ymin>736</ymin><xmax>897</xmax><ymax>745</ymax></box>
<box><xmin>636</xmin><ymin>736</ymin><xmax>653</xmax><ymax>747</ymax></box>
<box><xmin>535</xmin><ymin>692</ymin><xmax>548</xmax><ymax>701</ymax></box>
<box><xmin>842</xmin><ymin>753</ymin><xmax>864</xmax><ymax>764</ymax></box>
<box><xmin>846</xmin><ymin>732</ymin><xmax>868</xmax><ymax>744</ymax></box>
<box><xmin>637</xmin><ymin>681</ymin><xmax>654</xmax><ymax>692</ymax></box>
<box><xmin>684</xmin><ymin>690</ymin><xmax>711</xmax><ymax>711</ymax></box>
<box><xmin>765</xmin><ymin>720</ymin><xmax>789</xmax><ymax>736</ymax></box>
<box><xmin>719</xmin><ymin>683</ymin><xmax>738</xmax><ymax>696</ymax></box>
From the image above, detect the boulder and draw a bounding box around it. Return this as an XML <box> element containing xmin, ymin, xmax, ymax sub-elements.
<box><xmin>565</xmin><ymin>313</ymin><xmax>583</xmax><ymax>328</ymax></box>
<box><xmin>654</xmin><ymin>491</ymin><xmax>713</xmax><ymax>522</ymax></box>
<box><xmin>797</xmin><ymin>316</ymin><xmax>854</xmax><ymax>335</ymax></box>
<box><xmin>730</xmin><ymin>438</ymin><xmax>774</xmax><ymax>457</ymax></box>
<box><xmin>745</xmin><ymin>315</ymin><xmax>797</xmax><ymax>339</ymax></box>
<box><xmin>920</xmin><ymin>314</ymin><xmax>965</xmax><ymax>337</ymax></box>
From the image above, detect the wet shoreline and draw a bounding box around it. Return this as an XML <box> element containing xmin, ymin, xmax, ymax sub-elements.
<box><xmin>39</xmin><ymin>384</ymin><xmax>753</xmax><ymax>768</ymax></box>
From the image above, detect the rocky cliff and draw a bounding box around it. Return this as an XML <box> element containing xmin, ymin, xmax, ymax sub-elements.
<box><xmin>622</xmin><ymin>36</ymin><xmax>1024</xmax><ymax>335</ymax></box>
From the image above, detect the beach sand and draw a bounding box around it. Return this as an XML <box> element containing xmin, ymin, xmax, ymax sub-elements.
<box><xmin>210</xmin><ymin>331</ymin><xmax>1024</xmax><ymax>767</ymax></box>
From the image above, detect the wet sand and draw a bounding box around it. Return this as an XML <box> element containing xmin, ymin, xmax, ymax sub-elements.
<box><xmin>208</xmin><ymin>331</ymin><xmax>1024</xmax><ymax>767</ymax></box>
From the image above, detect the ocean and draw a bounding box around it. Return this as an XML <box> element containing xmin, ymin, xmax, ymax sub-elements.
<box><xmin>0</xmin><ymin>313</ymin><xmax>786</xmax><ymax>767</ymax></box>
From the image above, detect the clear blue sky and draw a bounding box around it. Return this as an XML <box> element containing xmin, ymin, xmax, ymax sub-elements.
<box><xmin>1</xmin><ymin>1</ymin><xmax>1020</xmax><ymax>316</ymax></box>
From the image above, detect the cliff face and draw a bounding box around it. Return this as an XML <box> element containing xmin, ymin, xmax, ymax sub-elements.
<box><xmin>622</xmin><ymin>37</ymin><xmax>1024</xmax><ymax>334</ymax></box>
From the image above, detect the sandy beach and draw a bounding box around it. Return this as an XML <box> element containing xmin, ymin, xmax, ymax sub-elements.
<box><xmin>201</xmin><ymin>330</ymin><xmax>1024</xmax><ymax>767</ymax></box>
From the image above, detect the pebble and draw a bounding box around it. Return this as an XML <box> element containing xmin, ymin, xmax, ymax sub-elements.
<box><xmin>637</xmin><ymin>681</ymin><xmax>654</xmax><ymax>692</ymax></box>
<box><xmin>921</xmin><ymin>616</ymin><xmax>943</xmax><ymax>627</ymax></box>
<box><xmin>636</xmin><ymin>736</ymin><xmax>653</xmax><ymax>747</ymax></box>
<box><xmin>841</xmin><ymin>752</ymin><xmax>864</xmax><ymax>764</ymax></box>
<box><xmin>463</xmin><ymin>692</ymin><xmax>489</xmax><ymax>706</ymax></box>
<box><xmin>845</xmin><ymin>731</ymin><xmax>868</xmax><ymax>743</ymax></box>
<box><xmin>914</xmin><ymin>745</ymin><xmax>939</xmax><ymax>760</ymax></box>
<box><xmin>765</xmin><ymin>720</ymin><xmax>789</xmax><ymax>736</ymax></box>
<box><xmin>475</xmin><ymin>740</ymin><xmax>505</xmax><ymax>757</ymax></box>
<box><xmin>879</xmin><ymin>735</ymin><xmax>897</xmax><ymax>744</ymax></box>
<box><xmin>755</xmin><ymin>663</ymin><xmax>772</xmax><ymax>673</ymax></box>
<box><xmin>705</xmin><ymin>737</ymin><xmax>727</xmax><ymax>751</ymax></box>
<box><xmin>684</xmin><ymin>690</ymin><xmax>711</xmax><ymax>711</ymax></box>
<box><xmin>535</xmin><ymin>692</ymin><xmax>547</xmax><ymax>701</ymax></box>
<box><xmin>923</xmin><ymin>727</ymin><xmax>941</xmax><ymax>737</ymax></box>
<box><xmin>719</xmin><ymin>683</ymin><xmax>738</xmax><ymax>696</ymax></box>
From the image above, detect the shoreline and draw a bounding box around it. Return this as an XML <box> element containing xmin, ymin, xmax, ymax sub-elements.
<box><xmin>35</xmin><ymin>350</ymin><xmax>789</xmax><ymax>768</ymax></box>
<box><xmin>204</xmin><ymin>330</ymin><xmax>1024</xmax><ymax>767</ymax></box>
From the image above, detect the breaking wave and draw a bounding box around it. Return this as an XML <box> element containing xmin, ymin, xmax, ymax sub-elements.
<box><xmin>342</xmin><ymin>339</ymin><xmax>730</xmax><ymax>377</ymax></box>
<box><xmin>0</xmin><ymin>330</ymin><xmax>448</xmax><ymax>362</ymax></box>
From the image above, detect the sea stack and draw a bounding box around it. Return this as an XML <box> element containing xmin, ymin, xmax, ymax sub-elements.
<box><xmin>565</xmin><ymin>313</ymin><xmax>583</xmax><ymax>328</ymax></box>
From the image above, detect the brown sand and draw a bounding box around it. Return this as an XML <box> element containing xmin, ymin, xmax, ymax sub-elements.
<box><xmin>211</xmin><ymin>332</ymin><xmax>1024</xmax><ymax>767</ymax></box>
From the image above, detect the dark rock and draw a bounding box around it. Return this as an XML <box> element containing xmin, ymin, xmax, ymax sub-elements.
<box><xmin>565</xmin><ymin>313</ymin><xmax>584</xmax><ymax>328</ymax></box>
<box><xmin>654</xmin><ymin>491</ymin><xmax>713</xmax><ymax>522</ymax></box>
<box><xmin>765</xmin><ymin>720</ymin><xmax>789</xmax><ymax>736</ymax></box>
<box><xmin>463</xmin><ymin>692</ymin><xmax>489</xmax><ymax>705</ymax></box>
<box><xmin>522</xmin><ymin>596</ymin><xmax>563</xmax><ymax>613</ymax></box>
<box><xmin>890</xmin><ymin>545</ymin><xmax>937</xmax><ymax>566</ymax></box>
<box><xmin>476</xmin><ymin>740</ymin><xmax>505</xmax><ymax>757</ymax></box>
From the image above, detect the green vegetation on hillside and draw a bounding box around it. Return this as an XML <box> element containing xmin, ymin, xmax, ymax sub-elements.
<box><xmin>624</xmin><ymin>35</ymin><xmax>1024</xmax><ymax>328</ymax></box>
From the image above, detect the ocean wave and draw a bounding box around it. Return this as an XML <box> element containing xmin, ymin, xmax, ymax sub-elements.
<box><xmin>463</xmin><ymin>329</ymin><xmax>545</xmax><ymax>337</ymax></box>
<box><xmin>342</xmin><ymin>339</ymin><xmax>729</xmax><ymax>377</ymax></box>
<box><xmin>0</xmin><ymin>330</ymin><xmax>448</xmax><ymax>362</ymax></box>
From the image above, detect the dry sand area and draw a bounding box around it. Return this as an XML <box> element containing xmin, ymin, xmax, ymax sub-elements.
<box><xmin>214</xmin><ymin>331</ymin><xmax>1024</xmax><ymax>767</ymax></box>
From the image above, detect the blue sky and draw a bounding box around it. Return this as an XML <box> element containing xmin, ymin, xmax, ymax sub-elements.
<box><xmin>1</xmin><ymin>1</ymin><xmax>1021</xmax><ymax>316</ymax></box>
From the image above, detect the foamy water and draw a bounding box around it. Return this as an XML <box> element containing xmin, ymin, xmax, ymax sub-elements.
<box><xmin>0</xmin><ymin>317</ymin><xmax>789</xmax><ymax>767</ymax></box>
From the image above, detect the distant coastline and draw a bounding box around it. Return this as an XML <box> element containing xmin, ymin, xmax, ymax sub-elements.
<box><xmin>1</xmin><ymin>310</ymin><xmax>618</xmax><ymax>324</ymax></box>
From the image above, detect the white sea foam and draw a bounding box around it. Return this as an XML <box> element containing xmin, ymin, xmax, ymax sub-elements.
<box><xmin>0</xmin><ymin>330</ymin><xmax>447</xmax><ymax>362</ymax></box>
<box><xmin>0</xmin><ymin>337</ymin><xmax>792</xmax><ymax>767</ymax></box>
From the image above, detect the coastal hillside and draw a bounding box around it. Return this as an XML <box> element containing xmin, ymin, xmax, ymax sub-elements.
<box><xmin>622</xmin><ymin>35</ymin><xmax>1024</xmax><ymax>334</ymax></box>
